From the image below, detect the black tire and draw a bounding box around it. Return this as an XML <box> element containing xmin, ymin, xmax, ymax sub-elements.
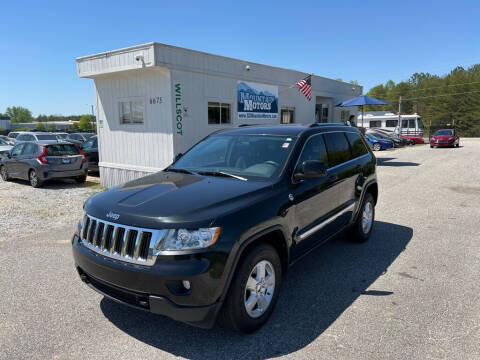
<box><xmin>0</xmin><ymin>165</ymin><xmax>9</xmax><ymax>181</ymax></box>
<box><xmin>29</xmin><ymin>169</ymin><xmax>42</xmax><ymax>188</ymax></box>
<box><xmin>430</xmin><ymin>145</ymin><xmax>434</xmax><ymax>148</ymax></box>
<box><xmin>349</xmin><ymin>193</ymin><xmax>375</xmax><ymax>243</ymax></box>
<box><xmin>456</xmin><ymin>142</ymin><xmax>459</xmax><ymax>148</ymax></box>
<box><xmin>218</xmin><ymin>243</ymin><xmax>282</xmax><ymax>333</ymax></box>
<box><xmin>75</xmin><ymin>174</ymin><xmax>87</xmax><ymax>183</ymax></box>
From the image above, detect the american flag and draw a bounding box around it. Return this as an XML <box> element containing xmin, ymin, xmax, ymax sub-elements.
<box><xmin>296</xmin><ymin>75</ymin><xmax>312</xmax><ymax>101</ymax></box>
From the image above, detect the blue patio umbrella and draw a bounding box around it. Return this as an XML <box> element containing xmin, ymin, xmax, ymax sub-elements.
<box><xmin>337</xmin><ymin>95</ymin><xmax>390</xmax><ymax>128</ymax></box>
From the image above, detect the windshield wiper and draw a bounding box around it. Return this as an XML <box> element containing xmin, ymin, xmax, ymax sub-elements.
<box><xmin>165</xmin><ymin>168</ymin><xmax>198</xmax><ymax>175</ymax></box>
<box><xmin>198</xmin><ymin>171</ymin><xmax>247</xmax><ymax>181</ymax></box>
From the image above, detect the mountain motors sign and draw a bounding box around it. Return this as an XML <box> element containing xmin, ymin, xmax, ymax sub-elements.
<box><xmin>237</xmin><ymin>81</ymin><xmax>278</xmax><ymax>121</ymax></box>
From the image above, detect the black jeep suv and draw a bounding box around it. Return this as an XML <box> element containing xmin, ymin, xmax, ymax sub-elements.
<box><xmin>72</xmin><ymin>124</ymin><xmax>378</xmax><ymax>333</ymax></box>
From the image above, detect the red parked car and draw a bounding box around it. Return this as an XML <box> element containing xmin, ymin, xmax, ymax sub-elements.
<box><xmin>401</xmin><ymin>135</ymin><xmax>424</xmax><ymax>144</ymax></box>
<box><xmin>430</xmin><ymin>129</ymin><xmax>459</xmax><ymax>148</ymax></box>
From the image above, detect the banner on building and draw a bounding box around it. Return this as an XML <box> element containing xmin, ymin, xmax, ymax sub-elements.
<box><xmin>237</xmin><ymin>81</ymin><xmax>278</xmax><ymax>121</ymax></box>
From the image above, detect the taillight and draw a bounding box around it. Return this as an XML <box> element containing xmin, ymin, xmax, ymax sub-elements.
<box><xmin>38</xmin><ymin>146</ymin><xmax>48</xmax><ymax>164</ymax></box>
<box><xmin>79</xmin><ymin>148</ymin><xmax>87</xmax><ymax>163</ymax></box>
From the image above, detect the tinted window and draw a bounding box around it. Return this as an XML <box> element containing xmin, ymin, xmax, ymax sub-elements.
<box><xmin>8</xmin><ymin>133</ymin><xmax>18</xmax><ymax>138</ymax></box>
<box><xmin>386</xmin><ymin>120</ymin><xmax>398</xmax><ymax>127</ymax></box>
<box><xmin>297</xmin><ymin>134</ymin><xmax>328</xmax><ymax>168</ymax></box>
<box><xmin>324</xmin><ymin>132</ymin><xmax>352</xmax><ymax>167</ymax></box>
<box><xmin>346</xmin><ymin>132</ymin><xmax>368</xmax><ymax>158</ymax></box>
<box><xmin>83</xmin><ymin>137</ymin><xmax>96</xmax><ymax>149</ymax></box>
<box><xmin>46</xmin><ymin>144</ymin><xmax>80</xmax><ymax>156</ymax></box>
<box><xmin>36</xmin><ymin>134</ymin><xmax>58</xmax><ymax>141</ymax></box>
<box><xmin>16</xmin><ymin>134</ymin><xmax>26</xmax><ymax>141</ymax></box>
<box><xmin>0</xmin><ymin>138</ymin><xmax>9</xmax><ymax>146</ymax></box>
<box><xmin>11</xmin><ymin>144</ymin><xmax>25</xmax><ymax>156</ymax></box>
<box><xmin>369</xmin><ymin>120</ymin><xmax>382</xmax><ymax>128</ymax></box>
<box><xmin>22</xmin><ymin>143</ymin><xmax>38</xmax><ymax>155</ymax></box>
<box><xmin>69</xmin><ymin>134</ymin><xmax>83</xmax><ymax>141</ymax></box>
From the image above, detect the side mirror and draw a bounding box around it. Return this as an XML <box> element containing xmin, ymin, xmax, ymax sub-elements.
<box><xmin>294</xmin><ymin>160</ymin><xmax>327</xmax><ymax>181</ymax></box>
<box><xmin>174</xmin><ymin>153</ymin><xmax>183</xmax><ymax>162</ymax></box>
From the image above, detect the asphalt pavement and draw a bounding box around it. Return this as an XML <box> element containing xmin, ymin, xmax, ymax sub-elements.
<box><xmin>1</xmin><ymin>139</ymin><xmax>479</xmax><ymax>359</ymax></box>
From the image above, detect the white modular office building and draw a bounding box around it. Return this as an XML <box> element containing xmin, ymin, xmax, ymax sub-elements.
<box><xmin>77</xmin><ymin>42</ymin><xmax>362</xmax><ymax>187</ymax></box>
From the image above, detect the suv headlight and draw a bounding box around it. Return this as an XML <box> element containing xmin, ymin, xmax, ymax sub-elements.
<box><xmin>157</xmin><ymin>227</ymin><xmax>221</xmax><ymax>251</ymax></box>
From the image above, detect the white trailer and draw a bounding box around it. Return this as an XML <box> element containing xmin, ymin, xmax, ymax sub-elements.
<box><xmin>357</xmin><ymin>111</ymin><xmax>424</xmax><ymax>136</ymax></box>
<box><xmin>77</xmin><ymin>42</ymin><xmax>363</xmax><ymax>187</ymax></box>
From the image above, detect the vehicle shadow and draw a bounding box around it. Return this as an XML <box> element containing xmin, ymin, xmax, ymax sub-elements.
<box><xmin>376</xmin><ymin>157</ymin><xmax>420</xmax><ymax>167</ymax></box>
<box><xmin>100</xmin><ymin>221</ymin><xmax>412</xmax><ymax>359</ymax></box>
<box><xmin>6</xmin><ymin>177</ymin><xmax>100</xmax><ymax>189</ymax></box>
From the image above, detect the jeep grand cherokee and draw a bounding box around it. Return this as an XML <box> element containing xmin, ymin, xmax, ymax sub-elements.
<box><xmin>72</xmin><ymin>124</ymin><xmax>378</xmax><ymax>333</ymax></box>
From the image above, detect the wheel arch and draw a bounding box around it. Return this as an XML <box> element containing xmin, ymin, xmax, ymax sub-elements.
<box><xmin>219</xmin><ymin>225</ymin><xmax>290</xmax><ymax>303</ymax></box>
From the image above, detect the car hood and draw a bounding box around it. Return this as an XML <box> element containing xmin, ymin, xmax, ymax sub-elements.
<box><xmin>0</xmin><ymin>145</ymin><xmax>12</xmax><ymax>151</ymax></box>
<box><xmin>84</xmin><ymin>171</ymin><xmax>274</xmax><ymax>228</ymax></box>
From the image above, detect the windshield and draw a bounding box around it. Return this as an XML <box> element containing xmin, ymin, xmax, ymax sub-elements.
<box><xmin>46</xmin><ymin>144</ymin><xmax>80</xmax><ymax>156</ymax></box>
<box><xmin>171</xmin><ymin>134</ymin><xmax>296</xmax><ymax>180</ymax></box>
<box><xmin>368</xmin><ymin>131</ymin><xmax>389</xmax><ymax>139</ymax></box>
<box><xmin>56</xmin><ymin>134</ymin><xmax>68</xmax><ymax>140</ymax></box>
<box><xmin>435</xmin><ymin>130</ymin><xmax>453</xmax><ymax>136</ymax></box>
<box><xmin>0</xmin><ymin>138</ymin><xmax>9</xmax><ymax>146</ymax></box>
<box><xmin>36</xmin><ymin>134</ymin><xmax>58</xmax><ymax>141</ymax></box>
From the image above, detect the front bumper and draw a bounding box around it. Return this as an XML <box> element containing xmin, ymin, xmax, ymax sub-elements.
<box><xmin>430</xmin><ymin>140</ymin><xmax>455</xmax><ymax>147</ymax></box>
<box><xmin>72</xmin><ymin>234</ymin><xmax>224</xmax><ymax>328</ymax></box>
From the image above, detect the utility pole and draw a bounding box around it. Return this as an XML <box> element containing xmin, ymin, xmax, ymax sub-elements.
<box><xmin>398</xmin><ymin>96</ymin><xmax>402</xmax><ymax>135</ymax></box>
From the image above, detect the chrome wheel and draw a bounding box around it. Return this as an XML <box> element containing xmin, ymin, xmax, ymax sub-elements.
<box><xmin>244</xmin><ymin>260</ymin><xmax>275</xmax><ymax>318</ymax></box>
<box><xmin>29</xmin><ymin>170</ymin><xmax>38</xmax><ymax>187</ymax></box>
<box><xmin>362</xmin><ymin>201</ymin><xmax>373</xmax><ymax>234</ymax></box>
<box><xmin>373</xmin><ymin>143</ymin><xmax>381</xmax><ymax>151</ymax></box>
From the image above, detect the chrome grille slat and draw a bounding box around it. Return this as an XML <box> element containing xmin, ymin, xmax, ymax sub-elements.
<box><xmin>80</xmin><ymin>214</ymin><xmax>166</xmax><ymax>266</ymax></box>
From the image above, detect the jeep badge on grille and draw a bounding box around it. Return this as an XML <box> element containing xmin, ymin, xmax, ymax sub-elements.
<box><xmin>106</xmin><ymin>211</ymin><xmax>120</xmax><ymax>221</ymax></box>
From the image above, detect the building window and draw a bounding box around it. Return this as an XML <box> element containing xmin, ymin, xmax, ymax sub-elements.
<box><xmin>119</xmin><ymin>100</ymin><xmax>144</xmax><ymax>124</ymax></box>
<box><xmin>340</xmin><ymin>110</ymin><xmax>350</xmax><ymax>122</ymax></box>
<box><xmin>208</xmin><ymin>102</ymin><xmax>231</xmax><ymax>124</ymax></box>
<box><xmin>281</xmin><ymin>107</ymin><xmax>295</xmax><ymax>124</ymax></box>
<box><xmin>369</xmin><ymin>120</ymin><xmax>382</xmax><ymax>128</ymax></box>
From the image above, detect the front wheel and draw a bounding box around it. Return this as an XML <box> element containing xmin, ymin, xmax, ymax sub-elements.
<box><xmin>373</xmin><ymin>143</ymin><xmax>381</xmax><ymax>151</ymax></box>
<box><xmin>349</xmin><ymin>193</ymin><xmax>375</xmax><ymax>243</ymax></box>
<box><xmin>29</xmin><ymin>169</ymin><xmax>42</xmax><ymax>188</ymax></box>
<box><xmin>218</xmin><ymin>243</ymin><xmax>282</xmax><ymax>333</ymax></box>
<box><xmin>0</xmin><ymin>165</ymin><xmax>9</xmax><ymax>181</ymax></box>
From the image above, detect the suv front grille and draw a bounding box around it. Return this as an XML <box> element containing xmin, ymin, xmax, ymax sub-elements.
<box><xmin>80</xmin><ymin>214</ymin><xmax>166</xmax><ymax>266</ymax></box>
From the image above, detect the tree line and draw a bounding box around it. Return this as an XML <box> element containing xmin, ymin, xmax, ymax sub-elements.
<box><xmin>365</xmin><ymin>65</ymin><xmax>480</xmax><ymax>136</ymax></box>
<box><xmin>0</xmin><ymin>106</ymin><xmax>95</xmax><ymax>131</ymax></box>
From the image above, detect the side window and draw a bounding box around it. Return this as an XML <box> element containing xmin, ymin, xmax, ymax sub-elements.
<box><xmin>296</xmin><ymin>134</ymin><xmax>328</xmax><ymax>168</ymax></box>
<box><xmin>386</xmin><ymin>120</ymin><xmax>398</xmax><ymax>128</ymax></box>
<box><xmin>346</xmin><ymin>132</ymin><xmax>369</xmax><ymax>158</ymax></box>
<box><xmin>324</xmin><ymin>132</ymin><xmax>352</xmax><ymax>167</ymax></box>
<box><xmin>16</xmin><ymin>134</ymin><xmax>25</xmax><ymax>141</ymax></box>
<box><xmin>369</xmin><ymin>120</ymin><xmax>382</xmax><ymax>128</ymax></box>
<box><xmin>22</xmin><ymin>143</ymin><xmax>37</xmax><ymax>155</ymax></box>
<box><xmin>83</xmin><ymin>138</ymin><xmax>95</xmax><ymax>149</ymax></box>
<box><xmin>11</xmin><ymin>144</ymin><xmax>25</xmax><ymax>156</ymax></box>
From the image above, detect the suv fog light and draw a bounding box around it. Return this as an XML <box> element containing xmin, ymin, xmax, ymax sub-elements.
<box><xmin>182</xmin><ymin>280</ymin><xmax>191</xmax><ymax>290</ymax></box>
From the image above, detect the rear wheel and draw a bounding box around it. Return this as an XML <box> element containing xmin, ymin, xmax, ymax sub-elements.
<box><xmin>218</xmin><ymin>243</ymin><xmax>281</xmax><ymax>333</ymax></box>
<box><xmin>0</xmin><ymin>165</ymin><xmax>9</xmax><ymax>181</ymax></box>
<box><xmin>373</xmin><ymin>143</ymin><xmax>381</xmax><ymax>151</ymax></box>
<box><xmin>75</xmin><ymin>174</ymin><xmax>87</xmax><ymax>183</ymax></box>
<box><xmin>349</xmin><ymin>193</ymin><xmax>375</xmax><ymax>243</ymax></box>
<box><xmin>29</xmin><ymin>169</ymin><xmax>42</xmax><ymax>188</ymax></box>
<box><xmin>456</xmin><ymin>141</ymin><xmax>460</xmax><ymax>147</ymax></box>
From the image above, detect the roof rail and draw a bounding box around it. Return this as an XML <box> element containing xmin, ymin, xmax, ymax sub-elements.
<box><xmin>309</xmin><ymin>123</ymin><xmax>344</xmax><ymax>127</ymax></box>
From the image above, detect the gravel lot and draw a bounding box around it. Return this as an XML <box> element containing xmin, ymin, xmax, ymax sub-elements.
<box><xmin>0</xmin><ymin>176</ymin><xmax>103</xmax><ymax>242</ymax></box>
<box><xmin>1</xmin><ymin>140</ymin><xmax>480</xmax><ymax>359</ymax></box>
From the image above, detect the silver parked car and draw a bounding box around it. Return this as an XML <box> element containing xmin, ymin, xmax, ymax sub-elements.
<box><xmin>0</xmin><ymin>141</ymin><xmax>88</xmax><ymax>187</ymax></box>
<box><xmin>14</xmin><ymin>132</ymin><xmax>59</xmax><ymax>144</ymax></box>
<box><xmin>0</xmin><ymin>138</ymin><xmax>13</xmax><ymax>159</ymax></box>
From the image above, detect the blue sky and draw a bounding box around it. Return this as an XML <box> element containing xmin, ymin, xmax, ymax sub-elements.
<box><xmin>1</xmin><ymin>0</ymin><xmax>479</xmax><ymax>116</ymax></box>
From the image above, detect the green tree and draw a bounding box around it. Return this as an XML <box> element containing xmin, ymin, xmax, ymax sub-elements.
<box><xmin>70</xmin><ymin>123</ymin><xmax>79</xmax><ymax>131</ymax></box>
<box><xmin>36</xmin><ymin>122</ymin><xmax>46</xmax><ymax>131</ymax></box>
<box><xmin>47</xmin><ymin>123</ymin><xmax>56</xmax><ymax>132</ymax></box>
<box><xmin>78</xmin><ymin>115</ymin><xmax>92</xmax><ymax>131</ymax></box>
<box><xmin>6</xmin><ymin>106</ymin><xmax>33</xmax><ymax>123</ymax></box>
